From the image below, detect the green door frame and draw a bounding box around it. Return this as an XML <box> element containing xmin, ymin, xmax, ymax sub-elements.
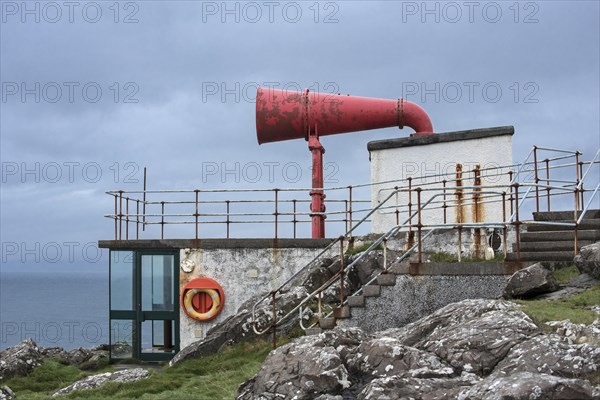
<box><xmin>109</xmin><ymin>249</ymin><xmax>180</xmax><ymax>362</ymax></box>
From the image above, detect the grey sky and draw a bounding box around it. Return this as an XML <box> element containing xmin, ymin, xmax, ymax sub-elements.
<box><xmin>1</xmin><ymin>0</ymin><xmax>599</xmax><ymax>269</ymax></box>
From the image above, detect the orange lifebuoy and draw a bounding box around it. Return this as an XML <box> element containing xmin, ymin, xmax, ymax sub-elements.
<box><xmin>180</xmin><ymin>278</ymin><xmax>225</xmax><ymax>322</ymax></box>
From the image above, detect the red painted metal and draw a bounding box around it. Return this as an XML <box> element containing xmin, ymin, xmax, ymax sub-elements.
<box><xmin>256</xmin><ymin>88</ymin><xmax>434</xmax><ymax>145</ymax></box>
<box><xmin>309</xmin><ymin>132</ymin><xmax>326</xmax><ymax>238</ymax></box>
<box><xmin>255</xmin><ymin>87</ymin><xmax>434</xmax><ymax>239</ymax></box>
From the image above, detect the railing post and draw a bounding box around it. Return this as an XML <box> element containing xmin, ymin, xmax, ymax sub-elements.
<box><xmin>114</xmin><ymin>194</ymin><xmax>118</xmax><ymax>240</ymax></box>
<box><xmin>348</xmin><ymin>186</ymin><xmax>354</xmax><ymax>247</ymax></box>
<box><xmin>574</xmin><ymin>190</ymin><xmax>579</xmax><ymax>257</ymax></box>
<box><xmin>136</xmin><ymin>199</ymin><xmax>140</xmax><ymax>240</ymax></box>
<box><xmin>344</xmin><ymin>199</ymin><xmax>349</xmax><ymax>233</ymax></box>
<box><xmin>126</xmin><ymin>197</ymin><xmax>129</xmax><ymax>240</ymax></box>
<box><xmin>161</xmin><ymin>201</ymin><xmax>165</xmax><ymax>240</ymax></box>
<box><xmin>394</xmin><ymin>186</ymin><xmax>400</xmax><ymax>226</ymax></box>
<box><xmin>226</xmin><ymin>200</ymin><xmax>231</xmax><ymax>239</ymax></box>
<box><xmin>579</xmin><ymin>160</ymin><xmax>585</xmax><ymax>209</ymax></box>
<box><xmin>575</xmin><ymin>152</ymin><xmax>581</xmax><ymax>211</ymax></box>
<box><xmin>119</xmin><ymin>191</ymin><xmax>123</xmax><ymax>241</ymax></box>
<box><xmin>502</xmin><ymin>192</ymin><xmax>507</xmax><ymax>259</ymax></box>
<box><xmin>545</xmin><ymin>159</ymin><xmax>551</xmax><ymax>211</ymax></box>
<box><xmin>142</xmin><ymin>167</ymin><xmax>147</xmax><ymax>232</ymax></box>
<box><xmin>271</xmin><ymin>292</ymin><xmax>277</xmax><ymax>349</ymax></box>
<box><xmin>293</xmin><ymin>199</ymin><xmax>298</xmax><ymax>239</ymax></box>
<box><xmin>442</xmin><ymin>180</ymin><xmax>447</xmax><ymax>224</ymax></box>
<box><xmin>513</xmin><ymin>183</ymin><xmax>521</xmax><ymax>261</ymax></box>
<box><xmin>408</xmin><ymin>177</ymin><xmax>413</xmax><ymax>247</ymax></box>
<box><xmin>457</xmin><ymin>227</ymin><xmax>462</xmax><ymax>262</ymax></box>
<box><xmin>533</xmin><ymin>145</ymin><xmax>540</xmax><ymax>212</ymax></box>
<box><xmin>417</xmin><ymin>188</ymin><xmax>422</xmax><ymax>263</ymax></box>
<box><xmin>195</xmin><ymin>190</ymin><xmax>199</xmax><ymax>240</ymax></box>
<box><xmin>383</xmin><ymin>237</ymin><xmax>388</xmax><ymax>271</ymax></box>
<box><xmin>274</xmin><ymin>189</ymin><xmax>279</xmax><ymax>239</ymax></box>
<box><xmin>339</xmin><ymin>236</ymin><xmax>345</xmax><ymax>307</ymax></box>
<box><xmin>508</xmin><ymin>171</ymin><xmax>514</xmax><ymax>216</ymax></box>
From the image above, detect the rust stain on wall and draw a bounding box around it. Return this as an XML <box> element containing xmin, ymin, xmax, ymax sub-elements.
<box><xmin>454</xmin><ymin>164</ymin><xmax>464</xmax><ymax>223</ymax></box>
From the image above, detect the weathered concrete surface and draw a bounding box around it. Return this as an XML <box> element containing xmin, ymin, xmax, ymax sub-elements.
<box><xmin>339</xmin><ymin>274</ymin><xmax>507</xmax><ymax>333</ymax></box>
<box><xmin>52</xmin><ymin>368</ymin><xmax>150</xmax><ymax>397</ymax></box>
<box><xmin>369</xmin><ymin>127</ymin><xmax>513</xmax><ymax>234</ymax></box>
<box><xmin>238</xmin><ymin>299</ymin><xmax>599</xmax><ymax>399</ymax></box>
<box><xmin>179</xmin><ymin>244</ymin><xmax>335</xmax><ymax>348</ymax></box>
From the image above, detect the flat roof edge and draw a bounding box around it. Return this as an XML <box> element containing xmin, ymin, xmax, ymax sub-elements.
<box><xmin>367</xmin><ymin>126</ymin><xmax>515</xmax><ymax>152</ymax></box>
<box><xmin>98</xmin><ymin>238</ymin><xmax>335</xmax><ymax>250</ymax></box>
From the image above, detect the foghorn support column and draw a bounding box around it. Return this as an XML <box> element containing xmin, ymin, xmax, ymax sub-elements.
<box><xmin>309</xmin><ymin>132</ymin><xmax>326</xmax><ymax>238</ymax></box>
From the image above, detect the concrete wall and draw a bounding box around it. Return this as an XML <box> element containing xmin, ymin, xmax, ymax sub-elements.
<box><xmin>369</xmin><ymin>127</ymin><xmax>514</xmax><ymax>235</ymax></box>
<box><xmin>178</xmin><ymin>239</ymin><xmax>334</xmax><ymax>349</ymax></box>
<box><xmin>340</xmin><ymin>270</ymin><xmax>508</xmax><ymax>333</ymax></box>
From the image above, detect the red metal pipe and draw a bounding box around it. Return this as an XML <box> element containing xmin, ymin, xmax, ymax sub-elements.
<box><xmin>256</xmin><ymin>88</ymin><xmax>434</xmax><ymax>144</ymax></box>
<box><xmin>309</xmin><ymin>133</ymin><xmax>326</xmax><ymax>238</ymax></box>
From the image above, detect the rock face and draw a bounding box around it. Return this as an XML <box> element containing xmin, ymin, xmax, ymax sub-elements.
<box><xmin>575</xmin><ymin>242</ymin><xmax>600</xmax><ymax>279</ymax></box>
<box><xmin>0</xmin><ymin>339</ymin><xmax>109</xmax><ymax>380</ymax></box>
<box><xmin>237</xmin><ymin>299</ymin><xmax>600</xmax><ymax>400</ymax></box>
<box><xmin>0</xmin><ymin>339</ymin><xmax>43</xmax><ymax>380</ymax></box>
<box><xmin>503</xmin><ymin>262</ymin><xmax>559</xmax><ymax>298</ymax></box>
<box><xmin>545</xmin><ymin>319</ymin><xmax>600</xmax><ymax>344</ymax></box>
<box><xmin>0</xmin><ymin>386</ymin><xmax>15</xmax><ymax>400</ymax></box>
<box><xmin>51</xmin><ymin>368</ymin><xmax>150</xmax><ymax>397</ymax></box>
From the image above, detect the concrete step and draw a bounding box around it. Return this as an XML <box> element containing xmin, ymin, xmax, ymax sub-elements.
<box><xmin>505</xmin><ymin>251</ymin><xmax>576</xmax><ymax>262</ymax></box>
<box><xmin>347</xmin><ymin>296</ymin><xmax>365</xmax><ymax>307</ymax></box>
<box><xmin>363</xmin><ymin>285</ymin><xmax>381</xmax><ymax>297</ymax></box>
<box><xmin>377</xmin><ymin>273</ymin><xmax>397</xmax><ymax>286</ymax></box>
<box><xmin>533</xmin><ymin>209</ymin><xmax>600</xmax><ymax>222</ymax></box>
<box><xmin>526</xmin><ymin>219</ymin><xmax>600</xmax><ymax>232</ymax></box>
<box><xmin>333</xmin><ymin>306</ymin><xmax>351</xmax><ymax>319</ymax></box>
<box><xmin>319</xmin><ymin>318</ymin><xmax>336</xmax><ymax>329</ymax></box>
<box><xmin>513</xmin><ymin>241</ymin><xmax>592</xmax><ymax>252</ymax></box>
<box><xmin>519</xmin><ymin>230</ymin><xmax>600</xmax><ymax>242</ymax></box>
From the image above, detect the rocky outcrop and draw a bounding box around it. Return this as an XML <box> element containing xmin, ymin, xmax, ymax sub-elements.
<box><xmin>545</xmin><ymin>319</ymin><xmax>600</xmax><ymax>344</ymax></box>
<box><xmin>459</xmin><ymin>371</ymin><xmax>594</xmax><ymax>400</ymax></box>
<box><xmin>0</xmin><ymin>339</ymin><xmax>43</xmax><ymax>380</ymax></box>
<box><xmin>503</xmin><ymin>262</ymin><xmax>559</xmax><ymax>298</ymax></box>
<box><xmin>51</xmin><ymin>368</ymin><xmax>150</xmax><ymax>397</ymax></box>
<box><xmin>237</xmin><ymin>299</ymin><xmax>600</xmax><ymax>400</ymax></box>
<box><xmin>0</xmin><ymin>386</ymin><xmax>15</xmax><ymax>400</ymax></box>
<box><xmin>575</xmin><ymin>242</ymin><xmax>600</xmax><ymax>280</ymax></box>
<box><xmin>0</xmin><ymin>339</ymin><xmax>109</xmax><ymax>380</ymax></box>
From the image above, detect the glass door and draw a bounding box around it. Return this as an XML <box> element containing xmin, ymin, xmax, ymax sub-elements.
<box><xmin>109</xmin><ymin>250</ymin><xmax>179</xmax><ymax>362</ymax></box>
<box><xmin>139</xmin><ymin>253</ymin><xmax>179</xmax><ymax>360</ymax></box>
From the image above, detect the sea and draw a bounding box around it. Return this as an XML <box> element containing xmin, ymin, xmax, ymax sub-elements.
<box><xmin>0</xmin><ymin>264</ymin><xmax>109</xmax><ymax>350</ymax></box>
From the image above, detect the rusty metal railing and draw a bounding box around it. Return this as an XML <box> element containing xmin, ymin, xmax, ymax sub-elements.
<box><xmin>249</xmin><ymin>146</ymin><xmax>599</xmax><ymax>346</ymax></box>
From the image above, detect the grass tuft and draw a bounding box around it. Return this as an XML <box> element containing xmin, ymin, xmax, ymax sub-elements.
<box><xmin>516</xmin><ymin>284</ymin><xmax>600</xmax><ymax>328</ymax></box>
<box><xmin>553</xmin><ymin>265</ymin><xmax>581</xmax><ymax>284</ymax></box>
<box><xmin>429</xmin><ymin>251</ymin><xmax>504</xmax><ymax>263</ymax></box>
<box><xmin>2</xmin><ymin>337</ymin><xmax>275</xmax><ymax>399</ymax></box>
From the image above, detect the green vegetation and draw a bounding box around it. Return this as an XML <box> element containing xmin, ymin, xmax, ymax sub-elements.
<box><xmin>553</xmin><ymin>265</ymin><xmax>581</xmax><ymax>284</ymax></box>
<box><xmin>429</xmin><ymin>251</ymin><xmax>504</xmax><ymax>263</ymax></box>
<box><xmin>516</xmin><ymin>284</ymin><xmax>600</xmax><ymax>328</ymax></box>
<box><xmin>2</xmin><ymin>338</ymin><xmax>274</xmax><ymax>400</ymax></box>
<box><xmin>345</xmin><ymin>241</ymin><xmax>382</xmax><ymax>256</ymax></box>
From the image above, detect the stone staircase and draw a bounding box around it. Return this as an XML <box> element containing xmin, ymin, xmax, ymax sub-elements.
<box><xmin>506</xmin><ymin>209</ymin><xmax>600</xmax><ymax>264</ymax></box>
<box><xmin>312</xmin><ymin>272</ymin><xmax>396</xmax><ymax>332</ymax></box>
<box><xmin>311</xmin><ymin>262</ymin><xmax>512</xmax><ymax>333</ymax></box>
